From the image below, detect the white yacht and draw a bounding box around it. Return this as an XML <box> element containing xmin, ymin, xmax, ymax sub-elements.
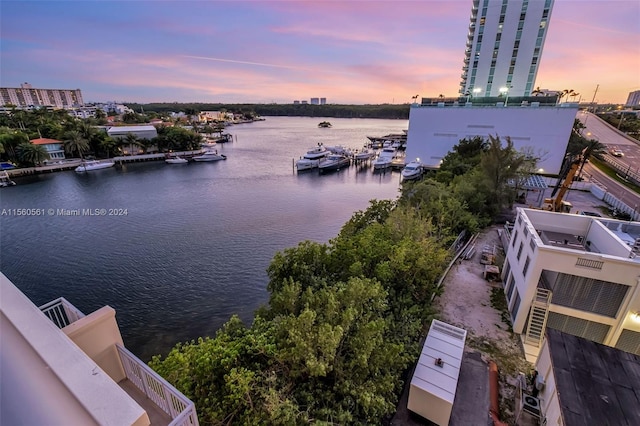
<box><xmin>75</xmin><ymin>160</ymin><xmax>115</xmax><ymax>172</ymax></box>
<box><xmin>372</xmin><ymin>147</ymin><xmax>396</xmax><ymax>170</ymax></box>
<box><xmin>193</xmin><ymin>150</ymin><xmax>227</xmax><ymax>162</ymax></box>
<box><xmin>354</xmin><ymin>148</ymin><xmax>376</xmax><ymax>161</ymax></box>
<box><xmin>296</xmin><ymin>144</ymin><xmax>329</xmax><ymax>171</ymax></box>
<box><xmin>318</xmin><ymin>154</ymin><xmax>351</xmax><ymax>172</ymax></box>
<box><xmin>401</xmin><ymin>161</ymin><xmax>423</xmax><ymax>180</ymax></box>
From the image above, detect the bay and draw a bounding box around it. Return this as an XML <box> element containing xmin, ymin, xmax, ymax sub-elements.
<box><xmin>0</xmin><ymin>116</ymin><xmax>408</xmax><ymax>361</ymax></box>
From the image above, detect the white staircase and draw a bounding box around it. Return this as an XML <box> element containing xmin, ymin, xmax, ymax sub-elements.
<box><xmin>524</xmin><ymin>288</ymin><xmax>552</xmax><ymax>347</ymax></box>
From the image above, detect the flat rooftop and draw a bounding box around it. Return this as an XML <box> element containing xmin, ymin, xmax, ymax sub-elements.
<box><xmin>546</xmin><ymin>329</ymin><xmax>640</xmax><ymax>426</ymax></box>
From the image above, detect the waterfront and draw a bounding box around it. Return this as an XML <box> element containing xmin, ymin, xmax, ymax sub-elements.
<box><xmin>0</xmin><ymin>117</ymin><xmax>408</xmax><ymax>361</ymax></box>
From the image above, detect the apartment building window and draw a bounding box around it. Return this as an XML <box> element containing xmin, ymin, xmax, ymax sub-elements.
<box><xmin>478</xmin><ymin>35</ymin><xmax>483</xmax><ymax>42</ymax></box>
<box><xmin>517</xmin><ymin>242</ymin><xmax>524</xmax><ymax>261</ymax></box>
<box><xmin>496</xmin><ymin>33</ymin><xmax>501</xmax><ymax>41</ymax></box>
<box><xmin>512</xmin><ymin>230</ymin><xmax>519</xmax><ymax>247</ymax></box>
<box><xmin>503</xmin><ymin>260</ymin><xmax>511</xmax><ymax>282</ymax></box>
<box><xmin>517</xmin><ymin>215</ymin><xmax>522</xmax><ymax>226</ymax></box>
<box><xmin>545</xmin><ymin>271</ymin><xmax>630</xmax><ymax>318</ymax></box>
<box><xmin>506</xmin><ymin>274</ymin><xmax>516</xmax><ymax>300</ymax></box>
<box><xmin>529</xmin><ymin>239</ymin><xmax>536</xmax><ymax>252</ymax></box>
<box><xmin>511</xmin><ymin>289</ymin><xmax>521</xmax><ymax>321</ymax></box>
<box><xmin>546</xmin><ymin>313</ymin><xmax>610</xmax><ymax>344</ymax></box>
<box><xmin>523</xmin><ymin>256</ymin><xmax>530</xmax><ymax>276</ymax></box>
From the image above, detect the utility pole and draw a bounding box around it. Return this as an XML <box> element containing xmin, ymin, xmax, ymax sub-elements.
<box><xmin>583</xmin><ymin>84</ymin><xmax>599</xmax><ymax>128</ymax></box>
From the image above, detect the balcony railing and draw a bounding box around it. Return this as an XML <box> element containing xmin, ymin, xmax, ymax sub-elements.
<box><xmin>39</xmin><ymin>297</ymin><xmax>85</xmax><ymax>328</ymax></box>
<box><xmin>117</xmin><ymin>344</ymin><xmax>199</xmax><ymax>426</ymax></box>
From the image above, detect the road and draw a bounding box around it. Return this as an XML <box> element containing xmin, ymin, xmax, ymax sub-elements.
<box><xmin>576</xmin><ymin>111</ymin><xmax>640</xmax><ymax>213</ymax></box>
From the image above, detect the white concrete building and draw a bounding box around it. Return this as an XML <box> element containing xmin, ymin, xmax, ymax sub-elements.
<box><xmin>460</xmin><ymin>0</ymin><xmax>554</xmax><ymax>97</ymax></box>
<box><xmin>626</xmin><ymin>90</ymin><xmax>640</xmax><ymax>107</ymax></box>
<box><xmin>406</xmin><ymin>100</ymin><xmax>576</xmax><ymax>175</ymax></box>
<box><xmin>501</xmin><ymin>208</ymin><xmax>640</xmax><ymax>363</ymax></box>
<box><xmin>0</xmin><ymin>82</ymin><xmax>84</xmax><ymax>109</ymax></box>
<box><xmin>107</xmin><ymin>125</ymin><xmax>158</xmax><ymax>141</ymax></box>
<box><xmin>526</xmin><ymin>329</ymin><xmax>640</xmax><ymax>426</ymax></box>
<box><xmin>0</xmin><ymin>272</ymin><xmax>198</xmax><ymax>425</ymax></box>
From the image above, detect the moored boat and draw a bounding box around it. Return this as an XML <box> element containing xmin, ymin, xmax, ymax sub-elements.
<box><xmin>193</xmin><ymin>150</ymin><xmax>227</xmax><ymax>162</ymax></box>
<box><xmin>318</xmin><ymin>153</ymin><xmax>351</xmax><ymax>172</ymax></box>
<box><xmin>75</xmin><ymin>160</ymin><xmax>115</xmax><ymax>173</ymax></box>
<box><xmin>401</xmin><ymin>160</ymin><xmax>423</xmax><ymax>180</ymax></box>
<box><xmin>318</xmin><ymin>121</ymin><xmax>332</xmax><ymax>128</ymax></box>
<box><xmin>354</xmin><ymin>148</ymin><xmax>376</xmax><ymax>161</ymax></box>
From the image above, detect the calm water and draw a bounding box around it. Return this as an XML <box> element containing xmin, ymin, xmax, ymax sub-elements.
<box><xmin>0</xmin><ymin>117</ymin><xmax>407</xmax><ymax>360</ymax></box>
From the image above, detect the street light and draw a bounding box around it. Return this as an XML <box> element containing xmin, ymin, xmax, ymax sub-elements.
<box><xmin>499</xmin><ymin>86</ymin><xmax>510</xmax><ymax>107</ymax></box>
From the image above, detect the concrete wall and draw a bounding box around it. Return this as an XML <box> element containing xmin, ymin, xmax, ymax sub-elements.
<box><xmin>63</xmin><ymin>305</ymin><xmax>127</xmax><ymax>383</ymax></box>
<box><xmin>406</xmin><ymin>105</ymin><xmax>577</xmax><ymax>174</ymax></box>
<box><xmin>535</xmin><ymin>342</ymin><xmax>562</xmax><ymax>426</ymax></box>
<box><xmin>0</xmin><ymin>272</ymin><xmax>149</xmax><ymax>426</ymax></box>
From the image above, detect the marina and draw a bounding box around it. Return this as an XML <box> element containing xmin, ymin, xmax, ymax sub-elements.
<box><xmin>1</xmin><ymin>116</ymin><xmax>408</xmax><ymax>361</ymax></box>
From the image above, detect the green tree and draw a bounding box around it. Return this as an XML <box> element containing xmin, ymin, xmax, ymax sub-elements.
<box><xmin>63</xmin><ymin>130</ymin><xmax>89</xmax><ymax>159</ymax></box>
<box><xmin>479</xmin><ymin>134</ymin><xmax>527</xmax><ymax>214</ymax></box>
<box><xmin>16</xmin><ymin>142</ymin><xmax>50</xmax><ymax>166</ymax></box>
<box><xmin>0</xmin><ymin>127</ymin><xmax>29</xmax><ymax>161</ymax></box>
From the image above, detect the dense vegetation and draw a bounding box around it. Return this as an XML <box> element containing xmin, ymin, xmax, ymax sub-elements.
<box><xmin>126</xmin><ymin>103</ymin><xmax>411</xmax><ymax>120</ymax></box>
<box><xmin>0</xmin><ymin>108</ymin><xmax>207</xmax><ymax>166</ymax></box>
<box><xmin>148</xmin><ymin>134</ymin><xmax>538</xmax><ymax>425</ymax></box>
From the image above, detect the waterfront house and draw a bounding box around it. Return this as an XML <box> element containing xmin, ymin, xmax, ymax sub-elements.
<box><xmin>107</xmin><ymin>125</ymin><xmax>159</xmax><ymax>155</ymax></box>
<box><xmin>501</xmin><ymin>208</ymin><xmax>640</xmax><ymax>362</ymax></box>
<box><xmin>0</xmin><ymin>272</ymin><xmax>199</xmax><ymax>426</ymax></box>
<box><xmin>31</xmin><ymin>137</ymin><xmax>65</xmax><ymax>161</ymax></box>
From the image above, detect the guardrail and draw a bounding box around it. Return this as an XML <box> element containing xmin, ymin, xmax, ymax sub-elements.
<box><xmin>116</xmin><ymin>344</ymin><xmax>199</xmax><ymax>426</ymax></box>
<box><xmin>39</xmin><ymin>297</ymin><xmax>86</xmax><ymax>328</ymax></box>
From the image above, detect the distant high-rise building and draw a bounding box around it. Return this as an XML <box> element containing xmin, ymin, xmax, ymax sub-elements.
<box><xmin>460</xmin><ymin>0</ymin><xmax>554</xmax><ymax>97</ymax></box>
<box><xmin>320</xmin><ymin>98</ymin><xmax>327</xmax><ymax>105</ymax></box>
<box><xmin>293</xmin><ymin>100</ymin><xmax>300</xmax><ymax>104</ymax></box>
<box><xmin>625</xmin><ymin>90</ymin><xmax>640</xmax><ymax>107</ymax></box>
<box><xmin>0</xmin><ymin>82</ymin><xmax>84</xmax><ymax>109</ymax></box>
<box><xmin>310</xmin><ymin>98</ymin><xmax>320</xmax><ymax>105</ymax></box>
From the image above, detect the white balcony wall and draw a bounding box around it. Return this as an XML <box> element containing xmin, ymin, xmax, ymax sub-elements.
<box><xmin>63</xmin><ymin>305</ymin><xmax>127</xmax><ymax>383</ymax></box>
<box><xmin>535</xmin><ymin>342</ymin><xmax>562</xmax><ymax>426</ymax></box>
<box><xmin>0</xmin><ymin>272</ymin><xmax>150</xmax><ymax>426</ymax></box>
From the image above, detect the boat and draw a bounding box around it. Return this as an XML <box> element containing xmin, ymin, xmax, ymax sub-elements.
<box><xmin>354</xmin><ymin>148</ymin><xmax>376</xmax><ymax>161</ymax></box>
<box><xmin>318</xmin><ymin>121</ymin><xmax>332</xmax><ymax>128</ymax></box>
<box><xmin>318</xmin><ymin>154</ymin><xmax>351</xmax><ymax>172</ymax></box>
<box><xmin>165</xmin><ymin>156</ymin><xmax>188</xmax><ymax>164</ymax></box>
<box><xmin>75</xmin><ymin>160</ymin><xmax>115</xmax><ymax>172</ymax></box>
<box><xmin>0</xmin><ymin>170</ymin><xmax>16</xmax><ymax>187</ymax></box>
<box><xmin>193</xmin><ymin>150</ymin><xmax>227</xmax><ymax>162</ymax></box>
<box><xmin>372</xmin><ymin>147</ymin><xmax>396</xmax><ymax>170</ymax></box>
<box><xmin>326</xmin><ymin>145</ymin><xmax>354</xmax><ymax>157</ymax></box>
<box><xmin>401</xmin><ymin>161</ymin><xmax>423</xmax><ymax>180</ymax></box>
<box><xmin>302</xmin><ymin>144</ymin><xmax>329</xmax><ymax>160</ymax></box>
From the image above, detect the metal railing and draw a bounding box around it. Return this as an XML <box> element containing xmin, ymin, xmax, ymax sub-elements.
<box><xmin>116</xmin><ymin>345</ymin><xmax>199</xmax><ymax>426</ymax></box>
<box><xmin>39</xmin><ymin>297</ymin><xmax>86</xmax><ymax>328</ymax></box>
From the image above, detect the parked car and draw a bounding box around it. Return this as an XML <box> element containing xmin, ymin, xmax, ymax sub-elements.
<box><xmin>610</xmin><ymin>148</ymin><xmax>624</xmax><ymax>157</ymax></box>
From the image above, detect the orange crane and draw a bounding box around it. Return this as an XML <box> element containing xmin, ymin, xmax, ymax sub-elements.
<box><xmin>542</xmin><ymin>158</ymin><xmax>581</xmax><ymax>212</ymax></box>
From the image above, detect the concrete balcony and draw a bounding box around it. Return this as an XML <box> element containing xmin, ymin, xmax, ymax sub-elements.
<box><xmin>0</xmin><ymin>272</ymin><xmax>198</xmax><ymax>426</ymax></box>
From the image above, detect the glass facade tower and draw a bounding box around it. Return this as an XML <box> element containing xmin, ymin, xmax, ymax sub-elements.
<box><xmin>460</xmin><ymin>0</ymin><xmax>554</xmax><ymax>97</ymax></box>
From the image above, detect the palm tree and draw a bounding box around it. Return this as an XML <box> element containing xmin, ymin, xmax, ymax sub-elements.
<box><xmin>122</xmin><ymin>133</ymin><xmax>141</xmax><ymax>155</ymax></box>
<box><xmin>578</xmin><ymin>138</ymin><xmax>607</xmax><ymax>177</ymax></box>
<box><xmin>63</xmin><ymin>130</ymin><xmax>90</xmax><ymax>160</ymax></box>
<box><xmin>531</xmin><ymin>87</ymin><xmax>543</xmax><ymax>96</ymax></box>
<box><xmin>17</xmin><ymin>142</ymin><xmax>50</xmax><ymax>166</ymax></box>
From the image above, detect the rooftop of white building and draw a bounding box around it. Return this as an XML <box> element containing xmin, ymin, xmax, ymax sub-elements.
<box><xmin>518</xmin><ymin>208</ymin><xmax>640</xmax><ymax>263</ymax></box>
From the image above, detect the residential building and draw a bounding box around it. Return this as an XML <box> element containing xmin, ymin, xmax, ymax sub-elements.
<box><xmin>460</xmin><ymin>0</ymin><xmax>554</xmax><ymax>97</ymax></box>
<box><xmin>1</xmin><ymin>82</ymin><xmax>84</xmax><ymax>109</ymax></box>
<box><xmin>293</xmin><ymin>100</ymin><xmax>300</xmax><ymax>104</ymax></box>
<box><xmin>310</xmin><ymin>98</ymin><xmax>320</xmax><ymax>105</ymax></box>
<box><xmin>405</xmin><ymin>97</ymin><xmax>575</xmax><ymax>175</ymax></box>
<box><xmin>320</xmin><ymin>98</ymin><xmax>327</xmax><ymax>105</ymax></box>
<box><xmin>519</xmin><ymin>329</ymin><xmax>640</xmax><ymax>426</ymax></box>
<box><xmin>0</xmin><ymin>272</ymin><xmax>199</xmax><ymax>425</ymax></box>
<box><xmin>625</xmin><ymin>90</ymin><xmax>640</xmax><ymax>107</ymax></box>
<box><xmin>107</xmin><ymin>125</ymin><xmax>158</xmax><ymax>141</ymax></box>
<box><xmin>501</xmin><ymin>208</ymin><xmax>640</xmax><ymax>363</ymax></box>
<box><xmin>30</xmin><ymin>138</ymin><xmax>66</xmax><ymax>161</ymax></box>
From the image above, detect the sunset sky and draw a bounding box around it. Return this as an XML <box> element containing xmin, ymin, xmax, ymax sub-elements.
<box><xmin>1</xmin><ymin>1</ymin><xmax>638</xmax><ymax>105</ymax></box>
